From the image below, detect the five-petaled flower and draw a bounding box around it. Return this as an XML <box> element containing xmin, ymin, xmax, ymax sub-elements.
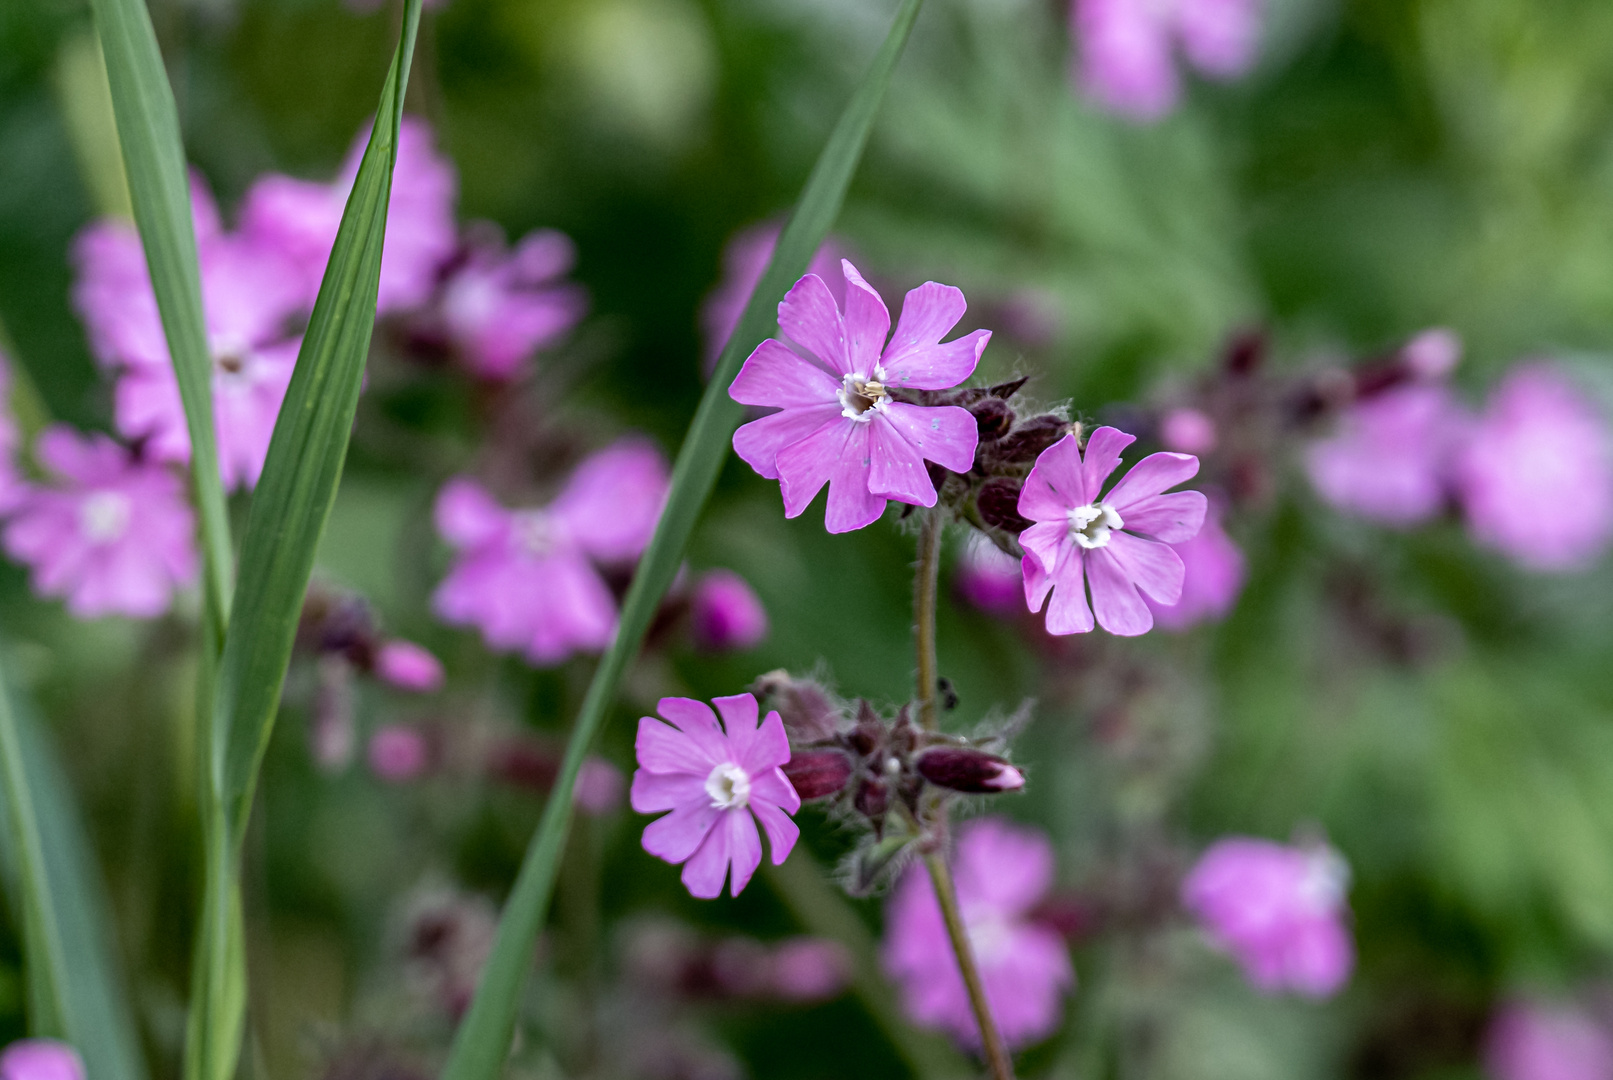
<box><xmin>729</xmin><ymin>260</ymin><xmax>989</xmax><ymax>533</ymax></box>
<box><xmin>1017</xmin><ymin>427</ymin><xmax>1206</xmax><ymax>636</ymax></box>
<box><xmin>631</xmin><ymin>694</ymin><xmax>801</xmax><ymax>899</ymax></box>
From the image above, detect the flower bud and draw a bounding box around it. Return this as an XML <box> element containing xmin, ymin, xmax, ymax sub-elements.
<box><xmin>991</xmin><ymin>414</ymin><xmax>1070</xmax><ymax>465</ymax></box>
<box><xmin>781</xmin><ymin>749</ymin><xmax>853</xmax><ymax>801</ymax></box>
<box><xmin>750</xmin><ymin>670</ymin><xmax>842</xmax><ymax>741</ymax></box>
<box><xmin>375</xmin><ymin>639</ymin><xmax>445</xmax><ymax>692</ymax></box>
<box><xmin>977</xmin><ymin>477</ymin><xmax>1032</xmax><ymax>534</ymax></box>
<box><xmin>854</xmin><ymin>776</ymin><xmax>888</xmax><ymax>821</ymax></box>
<box><xmin>690</xmin><ymin>570</ymin><xmax>768</xmax><ymax>651</ymax></box>
<box><xmin>970</xmin><ymin>397</ymin><xmax>1015</xmax><ymax>441</ymax></box>
<box><xmin>915</xmin><ymin>746</ymin><xmax>1026</xmax><ymax>794</ymax></box>
<box><xmin>368</xmin><ymin>724</ymin><xmax>434</xmax><ymax>782</ymax></box>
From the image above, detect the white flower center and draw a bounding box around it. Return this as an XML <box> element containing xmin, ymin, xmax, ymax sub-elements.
<box><xmin>838</xmin><ymin>369</ymin><xmax>890</xmax><ymax>422</ymax></box>
<box><xmin>79</xmin><ymin>490</ymin><xmax>132</xmax><ymax>544</ymax></box>
<box><xmin>704</xmin><ymin>762</ymin><xmax>751</xmax><ymax>810</ymax></box>
<box><xmin>1068</xmin><ymin>502</ymin><xmax>1123</xmax><ymax>549</ymax></box>
<box><xmin>1297</xmin><ymin>848</ymin><xmax>1350</xmax><ymax>913</ymax></box>
<box><xmin>967</xmin><ymin>911</ymin><xmax>1014</xmax><ymax>964</ymax></box>
<box><xmin>512</xmin><ymin>510</ymin><xmax>557</xmax><ymax>557</ymax></box>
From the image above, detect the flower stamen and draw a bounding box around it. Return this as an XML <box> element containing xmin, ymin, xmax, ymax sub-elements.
<box><xmin>704</xmin><ymin>762</ymin><xmax>752</xmax><ymax>810</ymax></box>
<box><xmin>1068</xmin><ymin>502</ymin><xmax>1123</xmax><ymax>549</ymax></box>
<box><xmin>839</xmin><ymin>373</ymin><xmax>890</xmax><ymax>421</ymax></box>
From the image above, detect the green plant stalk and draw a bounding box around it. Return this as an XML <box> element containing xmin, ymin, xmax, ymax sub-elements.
<box><xmin>88</xmin><ymin>0</ymin><xmax>233</xmax><ymax>634</ymax></box>
<box><xmin>914</xmin><ymin>509</ymin><xmax>944</xmax><ymax>731</ymax></box>
<box><xmin>439</xmin><ymin>3</ymin><xmax>925</xmax><ymax>1076</ymax></box>
<box><xmin>922</xmin><ymin>851</ymin><xmax>1016</xmax><ymax>1080</ymax></box>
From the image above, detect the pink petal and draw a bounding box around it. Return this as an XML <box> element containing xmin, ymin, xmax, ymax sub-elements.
<box><xmin>1103</xmin><ymin>451</ymin><xmax>1200</xmax><ymax>509</ymax></box>
<box><xmin>751</xmin><ymin>795</ymin><xmax>801</xmax><ymax>865</ymax></box>
<box><xmin>775</xmin><ymin>417</ymin><xmax>886</xmax><ymax>533</ymax></box>
<box><xmin>729</xmin><ymin>339</ymin><xmax>842</xmax><ymax>408</ymax></box>
<box><xmin>1019</xmin><ymin>434</ymin><xmax>1087</xmax><ymax>520</ymax></box>
<box><xmin>1044</xmin><ymin>543</ymin><xmax>1095</xmax><ymax>634</ymax></box>
<box><xmin>733</xmin><ymin>405</ymin><xmax>844</xmax><ymax>481</ymax></box>
<box><xmin>634</xmin><ymin>716</ymin><xmax>718</xmax><ymax>777</ymax></box>
<box><xmin>1106</xmin><ymin>531</ymin><xmax>1185</xmax><ymax>605</ymax></box>
<box><xmin>1080</xmin><ymin>427</ymin><xmax>1135</xmax><ymax>500</ymax></box>
<box><xmin>643</xmin><ymin>801</ymin><xmax>721</xmax><ymax>865</ymax></box>
<box><xmin>1118</xmin><ymin>490</ymin><xmax>1207</xmax><ymax>544</ymax></box>
<box><xmin>435</xmin><ymin>478</ymin><xmax>508</xmax><ymax>549</ymax></box>
<box><xmin>738</xmin><ymin>709</ymin><xmax>793</xmax><ymax>778</ymax></box>
<box><xmin>552</xmin><ymin>438</ymin><xmax>669</xmax><ymax>562</ymax></box>
<box><xmin>723</xmin><ymin>808</ymin><xmax>764</xmax><ymax>896</ymax></box>
<box><xmin>1023</xmin><ymin>552</ymin><xmax>1055</xmax><ymax>613</ymax></box>
<box><xmin>629</xmin><ymin>769</ymin><xmax>707</xmax><ymax>813</ymax></box>
<box><xmin>879</xmin><ymin>402</ymin><xmax>979</xmax><ymax>474</ymax></box>
<box><xmin>751</xmin><ymin>764</ymin><xmax>803</xmax><ymax>816</ymax></box>
<box><xmin>1019</xmin><ymin>520</ymin><xmax>1067</xmax><ymax>575</ymax></box>
<box><xmin>867</xmin><ymin>417</ymin><xmax>938</xmax><ymax>509</ymax></box>
<box><xmin>1086</xmin><ymin>547</ymin><xmax>1153</xmax><ymax>636</ymax></box>
<box><xmin>680</xmin><ymin>811</ymin><xmax>735</xmax><ymax>898</ymax></box>
<box><xmin>656</xmin><ymin>697</ymin><xmax>731</xmax><ymax>765</ymax></box>
<box><xmin>880</xmin><ymin>282</ymin><xmax>983</xmax><ymax>390</ymax></box>
<box><xmin>712</xmin><ymin>692</ymin><xmax>761</xmax><ymax>764</ymax></box>
<box><xmin>822</xmin><ymin>422</ymin><xmax>887</xmax><ymax>534</ymax></box>
<box><xmin>840</xmin><ymin>261</ymin><xmax>891</xmax><ymax>376</ymax></box>
<box><xmin>777</xmin><ymin>273</ymin><xmax>851</xmax><ymax>376</ymax></box>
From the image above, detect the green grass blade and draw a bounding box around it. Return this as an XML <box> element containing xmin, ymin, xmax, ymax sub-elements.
<box><xmin>440</xmin><ymin>3</ymin><xmax>925</xmax><ymax>1076</ymax></box>
<box><xmin>88</xmin><ymin>0</ymin><xmax>234</xmax><ymax>631</ymax></box>
<box><xmin>0</xmin><ymin>658</ymin><xmax>149</xmax><ymax>1080</ymax></box>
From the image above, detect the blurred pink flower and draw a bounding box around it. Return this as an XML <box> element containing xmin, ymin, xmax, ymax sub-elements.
<box><xmin>884</xmin><ymin>817</ymin><xmax>1074</xmax><ymax>1049</ymax></box>
<box><xmin>729</xmin><ymin>260</ymin><xmax>988</xmax><ymax>533</ymax></box>
<box><xmin>1018</xmin><ymin>427</ymin><xmax>1206</xmax><ymax>636</ymax></box>
<box><xmin>1486</xmin><ymin>1000</ymin><xmax>1613</xmax><ymax>1080</ymax></box>
<box><xmin>1403</xmin><ymin>327</ymin><xmax>1462</xmax><ymax>380</ymax></box>
<box><xmin>439</xmin><ymin>227</ymin><xmax>587</xmax><ymax>381</ymax></box>
<box><xmin>368</xmin><ymin>724</ymin><xmax>433</xmax><ymax>782</ymax></box>
<box><xmin>771</xmin><ymin>937</ymin><xmax>851</xmax><ymax>1001</ymax></box>
<box><xmin>0</xmin><ymin>1040</ymin><xmax>84</xmax><ymax>1080</ymax></box>
<box><xmin>1146</xmin><ymin>498</ymin><xmax>1244</xmax><ymax>630</ymax></box>
<box><xmin>1073</xmin><ymin>0</ymin><xmax>1261</xmax><ymax>121</ymax></box>
<box><xmin>3</xmin><ymin>427</ymin><xmax>197</xmax><ymax>619</ymax></box>
<box><xmin>575</xmin><ymin>756</ymin><xmax>626</xmax><ymax>814</ymax></box>
<box><xmin>956</xmin><ymin>533</ymin><xmax>1024</xmax><ymax>616</ymax></box>
<box><xmin>1160</xmin><ymin>406</ymin><xmax>1217</xmax><ymax>454</ymax></box>
<box><xmin>431</xmin><ymin>438</ymin><xmax>669</xmax><ymax>664</ymax></box>
<box><xmin>1306</xmin><ymin>384</ymin><xmax>1464</xmax><ymax>527</ymax></box>
<box><xmin>1181</xmin><ymin>836</ymin><xmax>1354</xmax><ymax>997</ymax></box>
<box><xmin>630</xmin><ymin>694</ymin><xmax>800</xmax><ymax>899</ymax></box>
<box><xmin>72</xmin><ymin>180</ymin><xmax>306</xmax><ymax>490</ymax></box>
<box><xmin>242</xmin><ymin>115</ymin><xmax>457</xmax><ymax>314</ymax></box>
<box><xmin>701</xmin><ymin>222</ymin><xmax>845</xmax><ymax>370</ymax></box>
<box><xmin>1455</xmin><ymin>364</ymin><xmax>1613</xmax><ymax>572</ymax></box>
<box><xmin>375</xmin><ymin>639</ymin><xmax>445</xmax><ymax>692</ymax></box>
<box><xmin>0</xmin><ymin>355</ymin><xmax>28</xmax><ymax>516</ymax></box>
<box><xmin>690</xmin><ymin>570</ymin><xmax>768</xmax><ymax>651</ymax></box>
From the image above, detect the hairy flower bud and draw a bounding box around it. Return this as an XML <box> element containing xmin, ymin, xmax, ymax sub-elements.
<box><xmin>977</xmin><ymin>477</ymin><xmax>1032</xmax><ymax>534</ymax></box>
<box><xmin>970</xmin><ymin>397</ymin><xmax>1015</xmax><ymax>442</ymax></box>
<box><xmin>781</xmin><ymin>749</ymin><xmax>853</xmax><ymax>801</ymax></box>
<box><xmin>854</xmin><ymin>776</ymin><xmax>889</xmax><ymax>821</ymax></box>
<box><xmin>750</xmin><ymin>670</ymin><xmax>842</xmax><ymax>741</ymax></box>
<box><xmin>991</xmin><ymin>414</ymin><xmax>1071</xmax><ymax>465</ymax></box>
<box><xmin>915</xmin><ymin>746</ymin><xmax>1026</xmax><ymax>794</ymax></box>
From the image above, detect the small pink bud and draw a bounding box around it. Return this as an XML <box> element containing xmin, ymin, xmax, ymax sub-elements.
<box><xmin>1402</xmin><ymin>328</ymin><xmax>1461</xmax><ymax>380</ymax></box>
<box><xmin>375</xmin><ymin>640</ymin><xmax>445</xmax><ymax>693</ymax></box>
<box><xmin>574</xmin><ymin>757</ymin><xmax>625</xmax><ymax>815</ymax></box>
<box><xmin>915</xmin><ymin>746</ymin><xmax>1026</xmax><ymax>794</ymax></box>
<box><xmin>1160</xmin><ymin>407</ymin><xmax>1218</xmax><ymax>454</ymax></box>
<box><xmin>780</xmin><ymin>749</ymin><xmax>853</xmax><ymax>801</ymax></box>
<box><xmin>689</xmin><ymin>570</ymin><xmax>768</xmax><ymax>651</ymax></box>
<box><xmin>368</xmin><ymin>724</ymin><xmax>433</xmax><ymax>782</ymax></box>
<box><xmin>0</xmin><ymin>1040</ymin><xmax>84</xmax><ymax>1080</ymax></box>
<box><xmin>770</xmin><ymin>937</ymin><xmax>851</xmax><ymax>1001</ymax></box>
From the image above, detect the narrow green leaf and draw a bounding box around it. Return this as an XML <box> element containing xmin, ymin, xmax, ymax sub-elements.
<box><xmin>440</xmin><ymin>3</ymin><xmax>926</xmax><ymax>1076</ymax></box>
<box><xmin>0</xmin><ymin>657</ymin><xmax>149</xmax><ymax>1080</ymax></box>
<box><xmin>89</xmin><ymin>0</ymin><xmax>234</xmax><ymax>630</ymax></box>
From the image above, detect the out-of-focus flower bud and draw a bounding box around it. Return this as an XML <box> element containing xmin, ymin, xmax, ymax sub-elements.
<box><xmin>770</xmin><ymin>937</ymin><xmax>851</xmax><ymax>1001</ymax></box>
<box><xmin>915</xmin><ymin>746</ymin><xmax>1025</xmax><ymax>793</ymax></box>
<box><xmin>781</xmin><ymin>749</ymin><xmax>853</xmax><ymax>801</ymax></box>
<box><xmin>575</xmin><ymin>757</ymin><xmax>625</xmax><ymax>814</ymax></box>
<box><xmin>368</xmin><ymin>724</ymin><xmax>434</xmax><ymax>782</ymax></box>
<box><xmin>374</xmin><ymin>639</ymin><xmax>445</xmax><ymax>692</ymax></box>
<box><xmin>1402</xmin><ymin>327</ymin><xmax>1461</xmax><ymax>381</ymax></box>
<box><xmin>990</xmin><ymin>414</ymin><xmax>1072</xmax><ymax>465</ymax></box>
<box><xmin>689</xmin><ymin>570</ymin><xmax>768</xmax><ymax>651</ymax></box>
<box><xmin>1160</xmin><ymin>407</ymin><xmax>1218</xmax><ymax>454</ymax></box>
<box><xmin>750</xmin><ymin>670</ymin><xmax>842</xmax><ymax>742</ymax></box>
<box><xmin>0</xmin><ymin>1040</ymin><xmax>84</xmax><ymax>1080</ymax></box>
<box><xmin>977</xmin><ymin>477</ymin><xmax>1032</xmax><ymax>533</ymax></box>
<box><xmin>311</xmin><ymin>656</ymin><xmax>356</xmax><ymax>771</ymax></box>
<box><xmin>970</xmin><ymin>397</ymin><xmax>1015</xmax><ymax>442</ymax></box>
<box><xmin>854</xmin><ymin>776</ymin><xmax>888</xmax><ymax>821</ymax></box>
<box><xmin>1223</xmin><ymin>328</ymin><xmax>1267</xmax><ymax>375</ymax></box>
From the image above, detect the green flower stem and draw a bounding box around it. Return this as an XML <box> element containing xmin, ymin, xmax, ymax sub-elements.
<box><xmin>922</xmin><ymin>851</ymin><xmax>1016</xmax><ymax>1080</ymax></box>
<box><xmin>914</xmin><ymin>509</ymin><xmax>945</xmax><ymax>731</ymax></box>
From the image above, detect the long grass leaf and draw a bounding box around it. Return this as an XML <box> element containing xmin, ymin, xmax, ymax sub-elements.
<box><xmin>439</xmin><ymin>3</ymin><xmax>926</xmax><ymax>1075</ymax></box>
<box><xmin>88</xmin><ymin>0</ymin><xmax>234</xmax><ymax>630</ymax></box>
<box><xmin>0</xmin><ymin>659</ymin><xmax>149</xmax><ymax>1080</ymax></box>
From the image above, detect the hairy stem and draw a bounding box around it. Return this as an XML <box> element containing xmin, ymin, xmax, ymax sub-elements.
<box><xmin>914</xmin><ymin>509</ymin><xmax>944</xmax><ymax>731</ymax></box>
<box><xmin>922</xmin><ymin>851</ymin><xmax>1016</xmax><ymax>1080</ymax></box>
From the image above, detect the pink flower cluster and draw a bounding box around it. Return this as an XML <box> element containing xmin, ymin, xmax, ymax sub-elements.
<box><xmin>433</xmin><ymin>438</ymin><xmax>669</xmax><ymax>665</ymax></box>
<box><xmin>884</xmin><ymin>817</ymin><xmax>1074</xmax><ymax>1049</ymax></box>
<box><xmin>1307</xmin><ymin>341</ymin><xmax>1613</xmax><ymax>573</ymax></box>
<box><xmin>1073</xmin><ymin>0</ymin><xmax>1262</xmax><ymax>121</ymax></box>
<box><xmin>1181</xmin><ymin>836</ymin><xmax>1354</xmax><ymax>997</ymax></box>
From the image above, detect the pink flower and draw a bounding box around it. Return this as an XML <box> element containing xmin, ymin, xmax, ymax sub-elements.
<box><xmin>0</xmin><ymin>1040</ymin><xmax>84</xmax><ymax>1080</ymax></box>
<box><xmin>1306</xmin><ymin>384</ymin><xmax>1464</xmax><ymax>527</ymax></box>
<box><xmin>701</xmin><ymin>222</ymin><xmax>846</xmax><ymax>370</ymax></box>
<box><xmin>884</xmin><ymin>817</ymin><xmax>1074</xmax><ymax>1049</ymax></box>
<box><xmin>729</xmin><ymin>260</ymin><xmax>989</xmax><ymax>533</ymax></box>
<box><xmin>1017</xmin><ymin>427</ymin><xmax>1207</xmax><ymax>636</ymax></box>
<box><xmin>1160</xmin><ymin>406</ymin><xmax>1217</xmax><ymax>454</ymax></box>
<box><xmin>375</xmin><ymin>639</ymin><xmax>445</xmax><ymax>692</ymax></box>
<box><xmin>368</xmin><ymin>724</ymin><xmax>433</xmax><ymax>782</ymax></box>
<box><xmin>1181</xmin><ymin>836</ymin><xmax>1354</xmax><ymax>997</ymax></box>
<box><xmin>1403</xmin><ymin>327</ymin><xmax>1462</xmax><ymax>380</ymax></box>
<box><xmin>1145</xmin><ymin>498</ymin><xmax>1244</xmax><ymax>630</ymax></box>
<box><xmin>689</xmin><ymin>570</ymin><xmax>768</xmax><ymax>651</ymax></box>
<box><xmin>1486</xmin><ymin>1000</ymin><xmax>1613</xmax><ymax>1080</ymax></box>
<box><xmin>1073</xmin><ymin>0</ymin><xmax>1261</xmax><ymax>121</ymax></box>
<box><xmin>431</xmin><ymin>438</ymin><xmax>669</xmax><ymax>664</ymax></box>
<box><xmin>242</xmin><ymin>116</ymin><xmax>457</xmax><ymax>315</ymax></box>
<box><xmin>439</xmin><ymin>227</ymin><xmax>587</xmax><ymax>381</ymax></box>
<box><xmin>956</xmin><ymin>533</ymin><xmax>1027</xmax><ymax>616</ymax></box>
<box><xmin>72</xmin><ymin>180</ymin><xmax>307</xmax><ymax>491</ymax></box>
<box><xmin>1455</xmin><ymin>364</ymin><xmax>1613</xmax><ymax>572</ymax></box>
<box><xmin>630</xmin><ymin>693</ymin><xmax>801</xmax><ymax>899</ymax></box>
<box><xmin>3</xmin><ymin>427</ymin><xmax>198</xmax><ymax>619</ymax></box>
